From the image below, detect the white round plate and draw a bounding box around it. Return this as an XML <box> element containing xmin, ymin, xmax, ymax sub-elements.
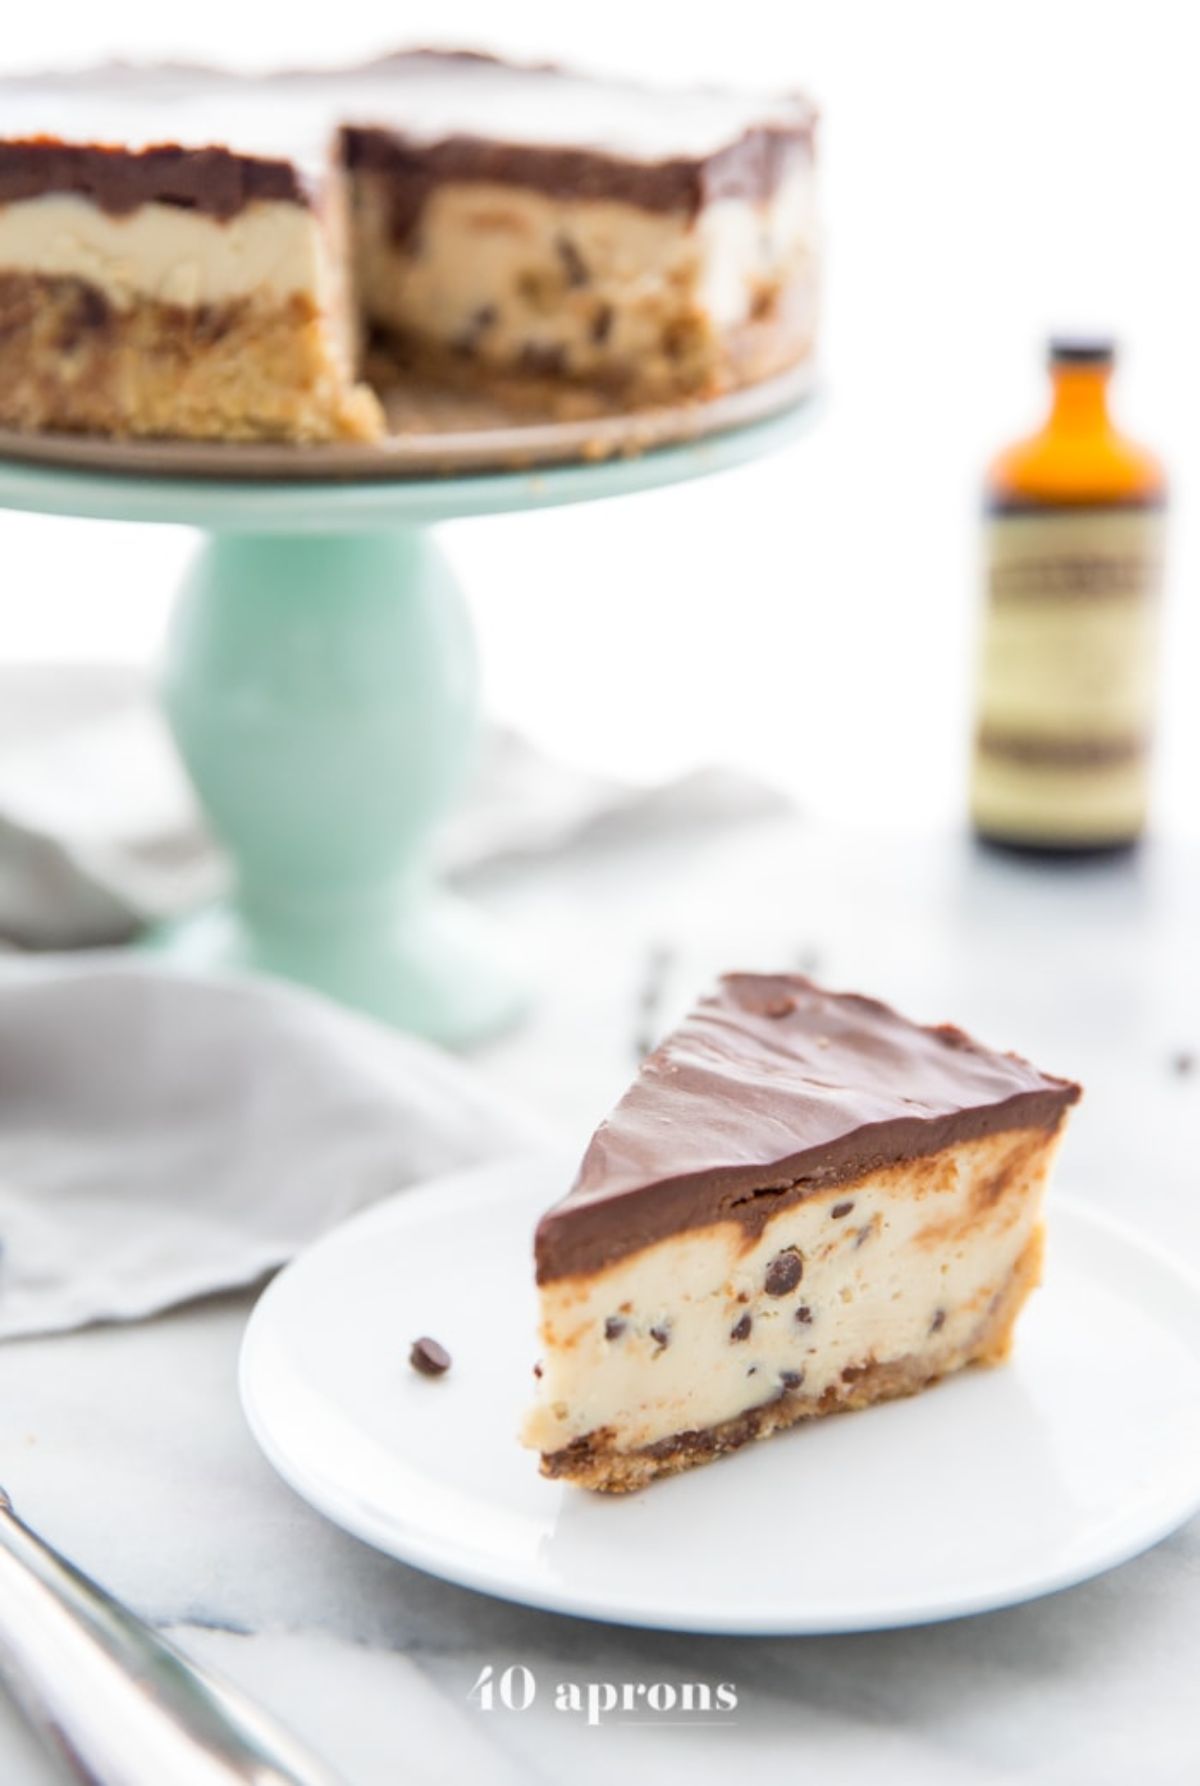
<box><xmin>240</xmin><ymin>1153</ymin><xmax>1200</xmax><ymax>1634</ymax></box>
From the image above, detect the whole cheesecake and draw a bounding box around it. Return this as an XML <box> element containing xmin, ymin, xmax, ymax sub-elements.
<box><xmin>523</xmin><ymin>974</ymin><xmax>1080</xmax><ymax>1492</ymax></box>
<box><xmin>0</xmin><ymin>53</ymin><xmax>818</xmax><ymax>442</ymax></box>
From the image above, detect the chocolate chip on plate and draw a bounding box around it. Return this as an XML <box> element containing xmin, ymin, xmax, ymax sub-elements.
<box><xmin>730</xmin><ymin>1312</ymin><xmax>753</xmax><ymax>1342</ymax></box>
<box><xmin>764</xmin><ymin>1248</ymin><xmax>804</xmax><ymax>1296</ymax></box>
<box><xmin>795</xmin><ymin>1304</ymin><xmax>813</xmax><ymax>1325</ymax></box>
<box><xmin>780</xmin><ymin>1369</ymin><xmax>805</xmax><ymax>1391</ymax></box>
<box><xmin>831</xmin><ymin>1200</ymin><xmax>855</xmax><ymax>1220</ymax></box>
<box><xmin>930</xmin><ymin>1308</ymin><xmax>946</xmax><ymax>1334</ymax></box>
<box><xmin>409</xmin><ymin>1336</ymin><xmax>451</xmax><ymax>1377</ymax></box>
<box><xmin>648</xmin><ymin>1323</ymin><xmax>671</xmax><ymax>1352</ymax></box>
<box><xmin>604</xmin><ymin>1315</ymin><xmax>627</xmax><ymax>1341</ymax></box>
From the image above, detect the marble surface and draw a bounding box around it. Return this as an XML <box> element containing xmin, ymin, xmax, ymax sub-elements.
<box><xmin>1</xmin><ymin>813</ymin><xmax>1198</xmax><ymax>1785</ymax></box>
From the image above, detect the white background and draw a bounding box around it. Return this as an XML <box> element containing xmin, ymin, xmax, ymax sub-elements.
<box><xmin>2</xmin><ymin>21</ymin><xmax>1199</xmax><ymax>1783</ymax></box>
<box><xmin>2</xmin><ymin>0</ymin><xmax>1196</xmax><ymax>832</ymax></box>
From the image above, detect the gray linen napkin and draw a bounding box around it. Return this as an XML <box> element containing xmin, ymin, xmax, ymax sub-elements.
<box><xmin>0</xmin><ymin>954</ymin><xmax>548</xmax><ymax>1341</ymax></box>
<box><xmin>0</xmin><ymin>666</ymin><xmax>786</xmax><ymax>949</ymax></box>
<box><xmin>0</xmin><ymin>664</ymin><xmax>786</xmax><ymax>1340</ymax></box>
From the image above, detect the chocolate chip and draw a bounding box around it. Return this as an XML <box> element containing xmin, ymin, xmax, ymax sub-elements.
<box><xmin>194</xmin><ymin>305</ymin><xmax>234</xmax><ymax>346</ymax></box>
<box><xmin>648</xmin><ymin>1323</ymin><xmax>671</xmax><ymax>1352</ymax></box>
<box><xmin>519</xmin><ymin>341</ymin><xmax>567</xmax><ymax>377</ymax></box>
<box><xmin>930</xmin><ymin>1309</ymin><xmax>946</xmax><ymax>1334</ymax></box>
<box><xmin>555</xmin><ymin>234</ymin><xmax>590</xmax><ymax>287</ymax></box>
<box><xmin>831</xmin><ymin>1201</ymin><xmax>854</xmax><ymax>1220</ymax></box>
<box><xmin>409</xmin><ymin>1336</ymin><xmax>451</xmax><ymax>1377</ymax></box>
<box><xmin>780</xmin><ymin>1369</ymin><xmax>805</xmax><ymax>1391</ymax></box>
<box><xmin>764</xmin><ymin>1248</ymin><xmax>804</xmax><ymax>1296</ymax></box>
<box><xmin>747</xmin><ymin>1365</ymin><xmax>758</xmax><ymax>1376</ymax></box>
<box><xmin>532</xmin><ymin>1362</ymin><xmax>543</xmax><ymax>1378</ymax></box>
<box><xmin>795</xmin><ymin>1304</ymin><xmax>813</xmax><ymax>1325</ymax></box>
<box><xmin>604</xmin><ymin>1315</ymin><xmax>627</xmax><ymax>1341</ymax></box>
<box><xmin>750</xmin><ymin>282</ymin><xmax>779</xmax><ymax>323</ymax></box>
<box><xmin>77</xmin><ymin>285</ymin><xmax>110</xmax><ymax>330</ymax></box>
<box><xmin>730</xmin><ymin>1312</ymin><xmax>753</xmax><ymax>1342</ymax></box>
<box><xmin>661</xmin><ymin>317</ymin><xmax>701</xmax><ymax>362</ymax></box>
<box><xmin>854</xmin><ymin>1223</ymin><xmax>875</xmax><ymax>1249</ymax></box>
<box><xmin>590</xmin><ymin>302</ymin><xmax>614</xmax><ymax>345</ymax></box>
<box><xmin>452</xmin><ymin>304</ymin><xmax>500</xmax><ymax>358</ymax></box>
<box><xmin>55</xmin><ymin>283</ymin><xmax>111</xmax><ymax>351</ymax></box>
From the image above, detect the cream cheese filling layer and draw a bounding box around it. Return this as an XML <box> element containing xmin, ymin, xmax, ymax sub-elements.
<box><xmin>353</xmin><ymin>165</ymin><xmax>817</xmax><ymax>370</ymax></box>
<box><xmin>0</xmin><ymin>193</ymin><xmax>329</xmax><ymax>310</ymax></box>
<box><xmin>524</xmin><ymin>1126</ymin><xmax>1060</xmax><ymax>1458</ymax></box>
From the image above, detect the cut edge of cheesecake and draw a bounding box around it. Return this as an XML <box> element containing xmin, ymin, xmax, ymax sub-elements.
<box><xmin>339</xmin><ymin>61</ymin><xmax>817</xmax><ymax>409</ymax></box>
<box><xmin>522</xmin><ymin>974</ymin><xmax>1080</xmax><ymax>1493</ymax></box>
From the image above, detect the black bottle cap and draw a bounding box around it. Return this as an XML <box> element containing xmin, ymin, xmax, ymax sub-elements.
<box><xmin>1049</xmin><ymin>335</ymin><xmax>1116</xmax><ymax>366</ymax></box>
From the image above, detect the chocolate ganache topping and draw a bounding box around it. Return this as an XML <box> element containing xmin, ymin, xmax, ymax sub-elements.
<box><xmin>0</xmin><ymin>140</ymin><xmax>307</xmax><ymax>219</ymax></box>
<box><xmin>535</xmin><ymin>974</ymin><xmax>1080</xmax><ymax>1283</ymax></box>
<box><xmin>339</xmin><ymin>123</ymin><xmax>809</xmax><ymax>244</ymax></box>
<box><xmin>0</xmin><ymin>51</ymin><xmax>814</xmax><ymax>222</ymax></box>
<box><xmin>0</xmin><ymin>51</ymin><xmax>814</xmax><ymax>226</ymax></box>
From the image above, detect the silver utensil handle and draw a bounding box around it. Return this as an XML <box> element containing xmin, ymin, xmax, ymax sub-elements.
<box><xmin>0</xmin><ymin>1489</ymin><xmax>341</xmax><ymax>1786</ymax></box>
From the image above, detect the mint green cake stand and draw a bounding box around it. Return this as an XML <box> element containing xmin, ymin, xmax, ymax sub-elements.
<box><xmin>0</xmin><ymin>392</ymin><xmax>814</xmax><ymax>1044</ymax></box>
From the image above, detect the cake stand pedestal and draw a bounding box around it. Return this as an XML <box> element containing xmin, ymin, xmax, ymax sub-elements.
<box><xmin>0</xmin><ymin>395</ymin><xmax>814</xmax><ymax>1044</ymax></box>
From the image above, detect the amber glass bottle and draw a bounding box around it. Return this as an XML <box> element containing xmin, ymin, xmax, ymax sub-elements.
<box><xmin>971</xmin><ymin>338</ymin><xmax>1166</xmax><ymax>855</ymax></box>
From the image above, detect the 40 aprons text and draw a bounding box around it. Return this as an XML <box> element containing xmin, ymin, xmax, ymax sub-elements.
<box><xmin>468</xmin><ymin>1663</ymin><xmax>738</xmax><ymax>1727</ymax></box>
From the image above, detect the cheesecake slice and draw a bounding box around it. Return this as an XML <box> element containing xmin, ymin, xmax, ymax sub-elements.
<box><xmin>523</xmin><ymin>974</ymin><xmax>1080</xmax><ymax>1492</ymax></box>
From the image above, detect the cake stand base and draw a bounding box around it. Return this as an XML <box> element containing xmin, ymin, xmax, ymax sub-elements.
<box><xmin>145</xmin><ymin>892</ymin><xmax>527</xmax><ymax>1048</ymax></box>
<box><xmin>158</xmin><ymin>527</ymin><xmax>526</xmax><ymax>1047</ymax></box>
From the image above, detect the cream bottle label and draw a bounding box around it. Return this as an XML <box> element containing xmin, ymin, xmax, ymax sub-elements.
<box><xmin>971</xmin><ymin>505</ymin><xmax>1164</xmax><ymax>843</ymax></box>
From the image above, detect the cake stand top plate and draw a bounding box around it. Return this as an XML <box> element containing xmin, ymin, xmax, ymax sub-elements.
<box><xmin>0</xmin><ymin>366</ymin><xmax>816</xmax><ymax>532</ymax></box>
